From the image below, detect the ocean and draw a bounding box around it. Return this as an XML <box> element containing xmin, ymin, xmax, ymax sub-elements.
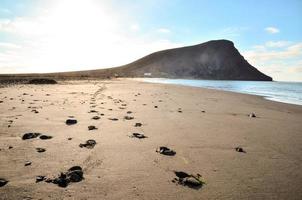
<box><xmin>141</xmin><ymin>78</ymin><xmax>302</xmax><ymax>106</ymax></box>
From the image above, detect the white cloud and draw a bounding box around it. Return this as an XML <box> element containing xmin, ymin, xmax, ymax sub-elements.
<box><xmin>287</xmin><ymin>43</ymin><xmax>302</xmax><ymax>52</ymax></box>
<box><xmin>289</xmin><ymin>64</ymin><xmax>302</xmax><ymax>73</ymax></box>
<box><xmin>265</xmin><ymin>41</ymin><xmax>291</xmax><ymax>48</ymax></box>
<box><xmin>0</xmin><ymin>42</ymin><xmax>21</xmax><ymax>49</ymax></box>
<box><xmin>265</xmin><ymin>27</ymin><xmax>280</xmax><ymax>34</ymax></box>
<box><xmin>244</xmin><ymin>42</ymin><xmax>302</xmax><ymax>62</ymax></box>
<box><xmin>157</xmin><ymin>28</ymin><xmax>171</xmax><ymax>33</ymax></box>
<box><xmin>0</xmin><ymin>0</ymin><xmax>181</xmax><ymax>73</ymax></box>
<box><xmin>260</xmin><ymin>61</ymin><xmax>302</xmax><ymax>81</ymax></box>
<box><xmin>243</xmin><ymin>41</ymin><xmax>302</xmax><ymax>81</ymax></box>
<box><xmin>251</xmin><ymin>41</ymin><xmax>292</xmax><ymax>51</ymax></box>
<box><xmin>130</xmin><ymin>24</ymin><xmax>140</xmax><ymax>31</ymax></box>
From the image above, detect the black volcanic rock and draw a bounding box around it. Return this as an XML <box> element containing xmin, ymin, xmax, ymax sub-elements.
<box><xmin>112</xmin><ymin>40</ymin><xmax>272</xmax><ymax>81</ymax></box>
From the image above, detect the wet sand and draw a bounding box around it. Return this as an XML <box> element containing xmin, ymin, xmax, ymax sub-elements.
<box><xmin>0</xmin><ymin>79</ymin><xmax>301</xmax><ymax>199</ymax></box>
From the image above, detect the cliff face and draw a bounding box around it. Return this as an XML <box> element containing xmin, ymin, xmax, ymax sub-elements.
<box><xmin>113</xmin><ymin>40</ymin><xmax>272</xmax><ymax>81</ymax></box>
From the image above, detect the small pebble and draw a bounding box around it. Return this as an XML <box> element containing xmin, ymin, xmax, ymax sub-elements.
<box><xmin>235</xmin><ymin>147</ymin><xmax>246</xmax><ymax>153</ymax></box>
<box><xmin>0</xmin><ymin>178</ymin><xmax>8</xmax><ymax>187</ymax></box>
<box><xmin>36</xmin><ymin>176</ymin><xmax>46</xmax><ymax>183</ymax></box>
<box><xmin>36</xmin><ymin>148</ymin><xmax>46</xmax><ymax>153</ymax></box>
<box><xmin>249</xmin><ymin>113</ymin><xmax>256</xmax><ymax>118</ymax></box>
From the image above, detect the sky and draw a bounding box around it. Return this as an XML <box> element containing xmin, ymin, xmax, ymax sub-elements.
<box><xmin>0</xmin><ymin>0</ymin><xmax>301</xmax><ymax>81</ymax></box>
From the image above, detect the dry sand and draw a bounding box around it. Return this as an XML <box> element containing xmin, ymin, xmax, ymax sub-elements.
<box><xmin>0</xmin><ymin>79</ymin><xmax>301</xmax><ymax>200</ymax></box>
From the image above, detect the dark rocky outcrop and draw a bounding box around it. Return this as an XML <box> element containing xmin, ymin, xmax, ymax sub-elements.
<box><xmin>28</xmin><ymin>79</ymin><xmax>57</xmax><ymax>84</ymax></box>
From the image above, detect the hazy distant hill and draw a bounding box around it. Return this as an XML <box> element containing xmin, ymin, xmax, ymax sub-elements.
<box><xmin>0</xmin><ymin>40</ymin><xmax>272</xmax><ymax>81</ymax></box>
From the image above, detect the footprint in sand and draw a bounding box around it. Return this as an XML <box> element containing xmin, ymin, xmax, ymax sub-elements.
<box><xmin>31</xmin><ymin>109</ymin><xmax>39</xmax><ymax>113</ymax></box>
<box><xmin>134</xmin><ymin>122</ymin><xmax>142</xmax><ymax>127</ymax></box>
<box><xmin>124</xmin><ymin>116</ymin><xmax>134</xmax><ymax>120</ymax></box>
<box><xmin>88</xmin><ymin>125</ymin><xmax>97</xmax><ymax>130</ymax></box>
<box><xmin>79</xmin><ymin>140</ymin><xmax>96</xmax><ymax>149</ymax></box>
<box><xmin>92</xmin><ymin>116</ymin><xmax>100</xmax><ymax>120</ymax></box>
<box><xmin>156</xmin><ymin>146</ymin><xmax>176</xmax><ymax>156</ymax></box>
<box><xmin>130</xmin><ymin>133</ymin><xmax>147</xmax><ymax>139</ymax></box>
<box><xmin>172</xmin><ymin>171</ymin><xmax>205</xmax><ymax>189</ymax></box>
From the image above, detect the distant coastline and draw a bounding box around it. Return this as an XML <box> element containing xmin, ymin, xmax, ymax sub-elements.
<box><xmin>139</xmin><ymin>78</ymin><xmax>302</xmax><ymax>106</ymax></box>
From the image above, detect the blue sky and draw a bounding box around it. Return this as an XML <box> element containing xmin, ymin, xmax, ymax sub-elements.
<box><xmin>0</xmin><ymin>0</ymin><xmax>301</xmax><ymax>81</ymax></box>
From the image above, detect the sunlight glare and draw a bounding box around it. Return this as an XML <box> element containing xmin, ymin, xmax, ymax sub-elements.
<box><xmin>37</xmin><ymin>0</ymin><xmax>116</xmax><ymax>71</ymax></box>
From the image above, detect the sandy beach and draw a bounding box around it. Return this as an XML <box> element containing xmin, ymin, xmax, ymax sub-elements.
<box><xmin>0</xmin><ymin>79</ymin><xmax>301</xmax><ymax>200</ymax></box>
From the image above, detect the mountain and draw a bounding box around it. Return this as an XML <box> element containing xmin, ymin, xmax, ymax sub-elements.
<box><xmin>0</xmin><ymin>40</ymin><xmax>272</xmax><ymax>81</ymax></box>
<box><xmin>110</xmin><ymin>39</ymin><xmax>272</xmax><ymax>81</ymax></box>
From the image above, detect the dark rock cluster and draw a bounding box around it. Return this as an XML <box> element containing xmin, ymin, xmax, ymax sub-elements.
<box><xmin>28</xmin><ymin>79</ymin><xmax>57</xmax><ymax>84</ymax></box>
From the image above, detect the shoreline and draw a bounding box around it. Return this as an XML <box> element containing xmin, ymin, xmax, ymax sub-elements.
<box><xmin>0</xmin><ymin>79</ymin><xmax>301</xmax><ymax>199</ymax></box>
<box><xmin>133</xmin><ymin>78</ymin><xmax>302</xmax><ymax>106</ymax></box>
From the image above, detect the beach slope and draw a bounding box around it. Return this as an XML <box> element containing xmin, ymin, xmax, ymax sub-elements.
<box><xmin>0</xmin><ymin>79</ymin><xmax>301</xmax><ymax>199</ymax></box>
